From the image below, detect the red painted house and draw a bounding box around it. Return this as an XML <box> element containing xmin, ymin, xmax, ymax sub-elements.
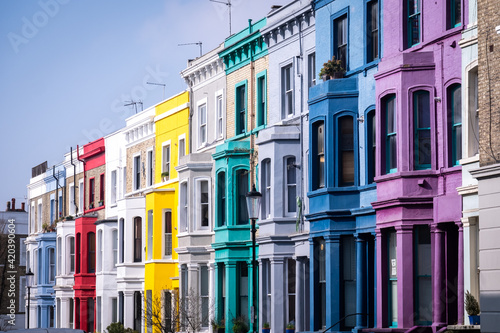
<box><xmin>74</xmin><ymin>138</ymin><xmax>106</xmax><ymax>332</ymax></box>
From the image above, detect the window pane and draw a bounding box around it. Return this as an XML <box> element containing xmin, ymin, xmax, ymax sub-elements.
<box><xmin>237</xmin><ymin>171</ymin><xmax>249</xmax><ymax>224</ymax></box>
<box><xmin>165</xmin><ymin>211</ymin><xmax>172</xmax><ymax>256</ymax></box>
<box><xmin>287</xmin><ymin>158</ymin><xmax>296</xmax><ymax>213</ymax></box>
<box><xmin>415</xmin><ymin>91</ymin><xmax>431</xmax><ymax>168</ymax></box>
<box><xmin>340</xmin><ymin>117</ymin><xmax>354</xmax><ymax>186</ymax></box>
<box><xmin>218</xmin><ymin>172</ymin><xmax>226</xmax><ymax>226</ymax></box>
<box><xmin>201</xmin><ymin>181</ymin><xmax>209</xmax><ymax>227</ymax></box>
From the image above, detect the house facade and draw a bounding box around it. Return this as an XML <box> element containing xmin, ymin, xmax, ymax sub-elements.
<box><xmin>256</xmin><ymin>2</ymin><xmax>314</xmax><ymax>332</ymax></box>
<box><xmin>144</xmin><ymin>91</ymin><xmax>189</xmax><ymax>333</ymax></box>
<box><xmin>307</xmin><ymin>0</ymin><xmax>379</xmax><ymax>331</ymax></box>
<box><xmin>116</xmin><ymin>105</ymin><xmax>155</xmax><ymax>331</ymax></box>
<box><xmin>469</xmin><ymin>0</ymin><xmax>500</xmax><ymax>331</ymax></box>
<box><xmin>373</xmin><ymin>0</ymin><xmax>465</xmax><ymax>329</ymax></box>
<box><xmin>74</xmin><ymin>138</ymin><xmax>106</xmax><ymax>332</ymax></box>
<box><xmin>178</xmin><ymin>44</ymin><xmax>226</xmax><ymax>332</ymax></box>
<box><xmin>213</xmin><ymin>17</ymin><xmax>268</xmax><ymax>333</ymax></box>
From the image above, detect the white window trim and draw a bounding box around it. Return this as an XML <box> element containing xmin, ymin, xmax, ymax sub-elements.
<box><xmin>30</xmin><ymin>202</ymin><xmax>35</xmax><ymax>234</ymax></box>
<box><xmin>112</xmin><ymin>228</ymin><xmax>118</xmax><ymax>269</ymax></box>
<box><xmin>215</xmin><ymin>89</ymin><xmax>224</xmax><ymax>140</ymax></box>
<box><xmin>78</xmin><ymin>179</ymin><xmax>84</xmax><ymax>216</ymax></box>
<box><xmin>97</xmin><ymin>229</ymin><xmax>103</xmax><ymax>272</ymax></box>
<box><xmin>463</xmin><ymin>61</ymin><xmax>479</xmax><ymax>160</ymax></box>
<box><xmin>178</xmin><ymin>180</ymin><xmax>189</xmax><ymax>234</ymax></box>
<box><xmin>146</xmin><ymin>148</ymin><xmax>154</xmax><ymax>188</ymax></box>
<box><xmin>57</xmin><ymin>237</ymin><xmax>62</xmax><ymax>276</ymax></box>
<box><xmin>110</xmin><ymin>171</ymin><xmax>117</xmax><ymax>205</ymax></box>
<box><xmin>69</xmin><ymin>182</ymin><xmax>76</xmax><ymax>215</ymax></box>
<box><xmin>66</xmin><ymin>235</ymin><xmax>75</xmax><ymax>275</ymax></box>
<box><xmin>194</xmin><ymin>177</ymin><xmax>211</xmax><ymax>231</ymax></box>
<box><xmin>178</xmin><ymin>134</ymin><xmax>186</xmax><ymax>165</ymax></box>
<box><xmin>280</xmin><ymin>59</ymin><xmax>295</xmax><ymax>119</ymax></box>
<box><xmin>161</xmin><ymin>140</ymin><xmax>172</xmax><ymax>181</ymax></box>
<box><xmin>306</xmin><ymin>49</ymin><xmax>316</xmax><ymax>89</ymax></box>
<box><xmin>37</xmin><ymin>199</ymin><xmax>43</xmax><ymax>232</ymax></box>
<box><xmin>132</xmin><ymin>152</ymin><xmax>142</xmax><ymax>191</ymax></box>
<box><xmin>197</xmin><ymin>98</ymin><xmax>208</xmax><ymax>149</ymax></box>
<box><xmin>162</xmin><ymin>208</ymin><xmax>173</xmax><ymax>258</ymax></box>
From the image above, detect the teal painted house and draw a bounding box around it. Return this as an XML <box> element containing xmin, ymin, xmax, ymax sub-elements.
<box><xmin>213</xmin><ymin>18</ymin><xmax>268</xmax><ymax>333</ymax></box>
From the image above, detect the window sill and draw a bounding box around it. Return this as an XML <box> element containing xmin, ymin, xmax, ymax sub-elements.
<box><xmin>86</xmin><ymin>205</ymin><xmax>104</xmax><ymax>213</ymax></box>
<box><xmin>227</xmin><ymin>132</ymin><xmax>251</xmax><ymax>141</ymax></box>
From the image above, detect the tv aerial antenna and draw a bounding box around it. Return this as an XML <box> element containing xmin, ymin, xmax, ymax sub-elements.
<box><xmin>146</xmin><ymin>82</ymin><xmax>166</xmax><ymax>99</ymax></box>
<box><xmin>209</xmin><ymin>0</ymin><xmax>232</xmax><ymax>35</ymax></box>
<box><xmin>178</xmin><ymin>42</ymin><xmax>203</xmax><ymax>57</ymax></box>
<box><xmin>124</xmin><ymin>100</ymin><xmax>143</xmax><ymax>114</ymax></box>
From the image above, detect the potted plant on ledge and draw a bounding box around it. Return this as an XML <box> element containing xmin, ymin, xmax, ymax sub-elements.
<box><xmin>232</xmin><ymin>316</ymin><xmax>248</xmax><ymax>333</ymax></box>
<box><xmin>262</xmin><ymin>322</ymin><xmax>270</xmax><ymax>333</ymax></box>
<box><xmin>319</xmin><ymin>56</ymin><xmax>345</xmax><ymax>81</ymax></box>
<box><xmin>465</xmin><ymin>290</ymin><xmax>480</xmax><ymax>325</ymax></box>
<box><xmin>286</xmin><ymin>322</ymin><xmax>295</xmax><ymax>333</ymax></box>
<box><xmin>161</xmin><ymin>171</ymin><xmax>169</xmax><ymax>182</ymax></box>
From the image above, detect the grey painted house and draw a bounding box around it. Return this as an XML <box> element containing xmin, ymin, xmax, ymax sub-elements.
<box><xmin>177</xmin><ymin>43</ymin><xmax>226</xmax><ymax>331</ymax></box>
<box><xmin>256</xmin><ymin>2</ymin><xmax>315</xmax><ymax>332</ymax></box>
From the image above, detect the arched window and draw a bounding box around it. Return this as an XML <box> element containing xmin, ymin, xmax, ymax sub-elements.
<box><xmin>285</xmin><ymin>157</ymin><xmax>297</xmax><ymax>214</ymax></box>
<box><xmin>217</xmin><ymin>172</ymin><xmax>226</xmax><ymax>227</ymax></box>
<box><xmin>236</xmin><ymin>170</ymin><xmax>249</xmax><ymax>225</ymax></box>
<box><xmin>112</xmin><ymin>229</ymin><xmax>118</xmax><ymax>268</ymax></box>
<box><xmin>383</xmin><ymin>95</ymin><xmax>397</xmax><ymax>173</ymax></box>
<box><xmin>76</xmin><ymin>233</ymin><xmax>81</xmax><ymax>274</ymax></box>
<box><xmin>448</xmin><ymin>84</ymin><xmax>462</xmax><ymax>166</ymax></box>
<box><xmin>261</xmin><ymin>159</ymin><xmax>271</xmax><ymax>218</ymax></box>
<box><xmin>366</xmin><ymin>110</ymin><xmax>376</xmax><ymax>183</ymax></box>
<box><xmin>338</xmin><ymin>116</ymin><xmax>355</xmax><ymax>186</ymax></box>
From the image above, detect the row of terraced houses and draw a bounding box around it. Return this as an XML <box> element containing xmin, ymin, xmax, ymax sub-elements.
<box><xmin>21</xmin><ymin>0</ymin><xmax>500</xmax><ymax>332</ymax></box>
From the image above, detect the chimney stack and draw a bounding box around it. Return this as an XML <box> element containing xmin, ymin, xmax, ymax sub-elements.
<box><xmin>6</xmin><ymin>201</ymin><xmax>11</xmax><ymax>211</ymax></box>
<box><xmin>21</xmin><ymin>202</ymin><xmax>25</xmax><ymax>211</ymax></box>
<box><xmin>11</xmin><ymin>198</ymin><xmax>15</xmax><ymax>210</ymax></box>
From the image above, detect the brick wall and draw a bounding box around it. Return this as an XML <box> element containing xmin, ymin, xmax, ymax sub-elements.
<box><xmin>478</xmin><ymin>0</ymin><xmax>500</xmax><ymax>166</ymax></box>
<box><xmin>86</xmin><ymin>164</ymin><xmax>106</xmax><ymax>220</ymax></box>
<box><xmin>225</xmin><ymin>55</ymin><xmax>268</xmax><ymax>183</ymax></box>
<box><xmin>126</xmin><ymin>137</ymin><xmax>155</xmax><ymax>195</ymax></box>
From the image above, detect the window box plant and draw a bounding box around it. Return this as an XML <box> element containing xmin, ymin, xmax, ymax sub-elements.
<box><xmin>89</xmin><ymin>203</ymin><xmax>94</xmax><ymax>209</ymax></box>
<box><xmin>465</xmin><ymin>290</ymin><xmax>480</xmax><ymax>325</ymax></box>
<box><xmin>286</xmin><ymin>322</ymin><xmax>295</xmax><ymax>333</ymax></box>
<box><xmin>262</xmin><ymin>322</ymin><xmax>270</xmax><ymax>333</ymax></box>
<box><xmin>161</xmin><ymin>171</ymin><xmax>169</xmax><ymax>182</ymax></box>
<box><xmin>211</xmin><ymin>318</ymin><xmax>225</xmax><ymax>333</ymax></box>
<box><xmin>98</xmin><ymin>200</ymin><xmax>104</xmax><ymax>207</ymax></box>
<box><xmin>232</xmin><ymin>316</ymin><xmax>248</xmax><ymax>333</ymax></box>
<box><xmin>319</xmin><ymin>56</ymin><xmax>345</xmax><ymax>81</ymax></box>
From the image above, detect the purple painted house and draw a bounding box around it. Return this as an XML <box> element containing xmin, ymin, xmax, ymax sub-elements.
<box><xmin>372</xmin><ymin>0</ymin><xmax>465</xmax><ymax>330</ymax></box>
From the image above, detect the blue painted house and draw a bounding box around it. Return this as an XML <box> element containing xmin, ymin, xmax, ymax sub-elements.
<box><xmin>27</xmin><ymin>163</ymin><xmax>65</xmax><ymax>328</ymax></box>
<box><xmin>306</xmin><ymin>0</ymin><xmax>380</xmax><ymax>331</ymax></box>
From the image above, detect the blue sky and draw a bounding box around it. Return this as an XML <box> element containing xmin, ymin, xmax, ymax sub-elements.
<box><xmin>0</xmin><ymin>0</ymin><xmax>288</xmax><ymax>210</ymax></box>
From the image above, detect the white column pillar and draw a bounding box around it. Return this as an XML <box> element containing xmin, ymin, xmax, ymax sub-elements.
<box><xmin>270</xmin><ymin>258</ymin><xmax>285</xmax><ymax>333</ymax></box>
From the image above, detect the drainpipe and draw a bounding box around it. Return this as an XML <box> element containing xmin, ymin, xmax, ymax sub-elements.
<box><xmin>70</xmin><ymin>147</ymin><xmax>79</xmax><ymax>215</ymax></box>
<box><xmin>298</xmin><ymin>13</ymin><xmax>305</xmax><ymax>232</ymax></box>
<box><xmin>77</xmin><ymin>145</ymin><xmax>86</xmax><ymax>214</ymax></box>
<box><xmin>52</xmin><ymin>166</ymin><xmax>59</xmax><ymax>222</ymax></box>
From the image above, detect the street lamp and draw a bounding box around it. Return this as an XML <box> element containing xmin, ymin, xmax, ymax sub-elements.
<box><xmin>26</xmin><ymin>268</ymin><xmax>34</xmax><ymax>329</ymax></box>
<box><xmin>246</xmin><ymin>184</ymin><xmax>261</xmax><ymax>333</ymax></box>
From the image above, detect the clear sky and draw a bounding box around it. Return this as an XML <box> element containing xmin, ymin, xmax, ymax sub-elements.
<box><xmin>0</xmin><ymin>0</ymin><xmax>289</xmax><ymax>210</ymax></box>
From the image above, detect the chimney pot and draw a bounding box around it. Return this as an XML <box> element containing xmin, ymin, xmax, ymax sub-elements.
<box><xmin>11</xmin><ymin>198</ymin><xmax>15</xmax><ymax>210</ymax></box>
<box><xmin>21</xmin><ymin>202</ymin><xmax>25</xmax><ymax>211</ymax></box>
<box><xmin>6</xmin><ymin>201</ymin><xmax>11</xmax><ymax>211</ymax></box>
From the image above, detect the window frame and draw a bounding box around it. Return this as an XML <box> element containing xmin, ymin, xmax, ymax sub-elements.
<box><xmin>235</xmin><ymin>169</ymin><xmax>249</xmax><ymax>225</ymax></box>
<box><xmin>235</xmin><ymin>80</ymin><xmax>248</xmax><ymax>135</ymax></box>
<box><xmin>88</xmin><ymin>232</ymin><xmax>95</xmax><ymax>274</ymax></box>
<box><xmin>178</xmin><ymin>135</ymin><xmax>186</xmax><ymax>163</ymax></box>
<box><xmin>99</xmin><ymin>173</ymin><xmax>105</xmax><ymax>205</ymax></box>
<box><xmin>48</xmin><ymin>247</ymin><xmax>55</xmax><ymax>283</ymax></box>
<box><xmin>383</xmin><ymin>94</ymin><xmax>397</xmax><ymax>174</ymax></box>
<box><xmin>110</xmin><ymin>170</ymin><xmax>117</xmax><ymax>205</ymax></box>
<box><xmin>448</xmin><ymin>83</ymin><xmax>462</xmax><ymax>166</ymax></box>
<box><xmin>195</xmin><ymin>178</ymin><xmax>211</xmax><ymax>230</ymax></box>
<box><xmin>133</xmin><ymin>153</ymin><xmax>141</xmax><ymax>191</ymax></box>
<box><xmin>407</xmin><ymin>0</ymin><xmax>421</xmax><ymax>48</ymax></box>
<box><xmin>307</xmin><ymin>51</ymin><xmax>316</xmax><ymax>91</ymax></box>
<box><xmin>412</xmin><ymin>90</ymin><xmax>432</xmax><ymax>170</ymax></box>
<box><xmin>89</xmin><ymin>178</ymin><xmax>95</xmax><ymax>208</ymax></box>
<box><xmin>179</xmin><ymin>180</ymin><xmax>189</xmax><ymax>233</ymax></box>
<box><xmin>466</xmin><ymin>64</ymin><xmax>479</xmax><ymax>158</ymax></box>
<box><xmin>198</xmin><ymin>100</ymin><xmax>208</xmax><ymax>148</ymax></box>
<box><xmin>146</xmin><ymin>149</ymin><xmax>154</xmax><ymax>187</ymax></box>
<box><xmin>215</xmin><ymin>90</ymin><xmax>224</xmax><ymax>139</ymax></box>
<box><xmin>449</xmin><ymin>0</ymin><xmax>461</xmax><ymax>29</ymax></box>
<box><xmin>133</xmin><ymin>217</ymin><xmax>142</xmax><ymax>263</ymax></box>
<box><xmin>285</xmin><ymin>156</ymin><xmax>297</xmax><ymax>215</ymax></box>
<box><xmin>163</xmin><ymin>209</ymin><xmax>173</xmax><ymax>258</ymax></box>
<box><xmin>261</xmin><ymin>159</ymin><xmax>271</xmax><ymax>219</ymax></box>
<box><xmin>366</xmin><ymin>0</ymin><xmax>379</xmax><ymax>63</ymax></box>
<box><xmin>281</xmin><ymin>62</ymin><xmax>294</xmax><ymax>119</ymax></box>
<box><xmin>366</xmin><ymin>108</ymin><xmax>377</xmax><ymax>184</ymax></box>
<box><xmin>336</xmin><ymin>113</ymin><xmax>357</xmax><ymax>187</ymax></box>
<box><xmin>333</xmin><ymin>10</ymin><xmax>349</xmax><ymax>71</ymax></box>
<box><xmin>162</xmin><ymin>141</ymin><xmax>171</xmax><ymax>181</ymax></box>
<box><xmin>68</xmin><ymin>235</ymin><xmax>75</xmax><ymax>274</ymax></box>
<box><xmin>256</xmin><ymin>70</ymin><xmax>267</xmax><ymax>128</ymax></box>
<box><xmin>216</xmin><ymin>171</ymin><xmax>226</xmax><ymax>227</ymax></box>
<box><xmin>312</xmin><ymin>120</ymin><xmax>326</xmax><ymax>190</ymax></box>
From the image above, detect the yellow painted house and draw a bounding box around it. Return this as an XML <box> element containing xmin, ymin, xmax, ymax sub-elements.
<box><xmin>144</xmin><ymin>91</ymin><xmax>189</xmax><ymax>331</ymax></box>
